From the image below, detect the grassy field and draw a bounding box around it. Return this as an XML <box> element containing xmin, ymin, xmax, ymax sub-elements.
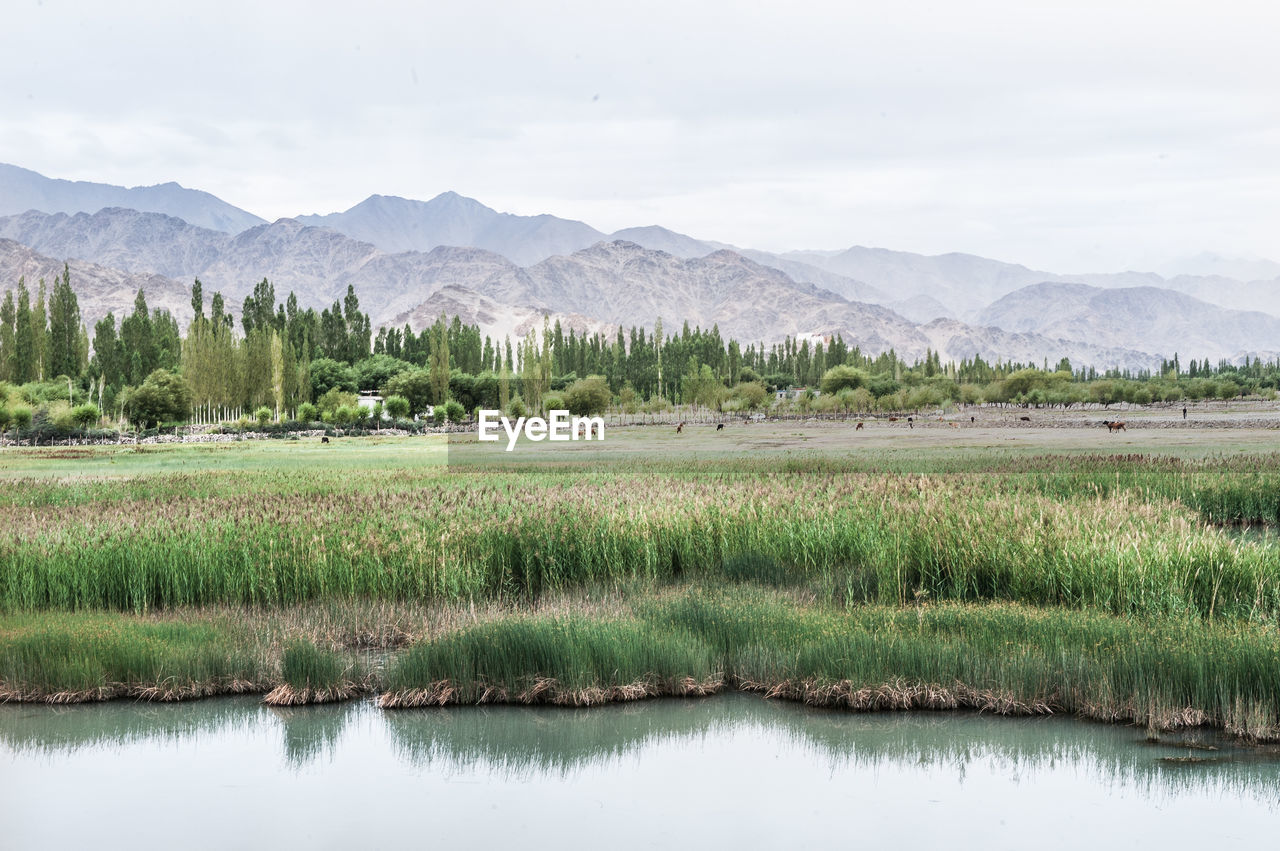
<box><xmin>3</xmin><ymin>421</ymin><xmax>1280</xmax><ymax>739</ymax></box>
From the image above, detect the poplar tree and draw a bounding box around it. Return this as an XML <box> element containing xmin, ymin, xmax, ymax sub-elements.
<box><xmin>429</xmin><ymin>314</ymin><xmax>450</xmax><ymax>404</ymax></box>
<box><xmin>32</xmin><ymin>279</ymin><xmax>48</xmax><ymax>380</ymax></box>
<box><xmin>48</xmin><ymin>265</ymin><xmax>83</xmax><ymax>379</ymax></box>
<box><xmin>0</xmin><ymin>290</ymin><xmax>14</xmax><ymax>382</ymax></box>
<box><xmin>13</xmin><ymin>278</ymin><xmax>35</xmax><ymax>383</ymax></box>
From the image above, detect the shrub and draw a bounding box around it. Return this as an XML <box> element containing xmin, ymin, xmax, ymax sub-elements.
<box><xmin>71</xmin><ymin>403</ymin><xmax>101</xmax><ymax>429</ymax></box>
<box><xmin>563</xmin><ymin>376</ymin><xmax>612</xmax><ymax>416</ymax></box>
<box><xmin>384</xmin><ymin>395</ymin><xmax>411</xmax><ymax>420</ymax></box>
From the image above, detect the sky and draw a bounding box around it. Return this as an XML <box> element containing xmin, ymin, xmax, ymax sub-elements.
<box><xmin>1</xmin><ymin>0</ymin><xmax>1277</xmax><ymax>272</ymax></box>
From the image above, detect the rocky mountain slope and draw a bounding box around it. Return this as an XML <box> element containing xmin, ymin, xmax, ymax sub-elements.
<box><xmin>382</xmin><ymin>241</ymin><xmax>1159</xmax><ymax>369</ymax></box>
<box><xmin>0</xmin><ymin>239</ymin><xmax>192</xmax><ymax>329</ymax></box>
<box><xmin>0</xmin><ymin>163</ymin><xmax>264</xmax><ymax>234</ymax></box>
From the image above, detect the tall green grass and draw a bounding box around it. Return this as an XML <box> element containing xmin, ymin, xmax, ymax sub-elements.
<box><xmin>382</xmin><ymin>587</ymin><xmax>1280</xmax><ymax>739</ymax></box>
<box><xmin>2</xmin><ymin>471</ymin><xmax>1277</xmax><ymax>622</ymax></box>
<box><xmin>0</xmin><ymin>613</ymin><xmax>263</xmax><ymax>701</ymax></box>
<box><xmin>382</xmin><ymin>616</ymin><xmax>718</xmax><ymax>706</ymax></box>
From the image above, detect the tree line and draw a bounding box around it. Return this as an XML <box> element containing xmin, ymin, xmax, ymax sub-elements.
<box><xmin>3</xmin><ymin>271</ymin><xmax>1280</xmax><ymax>433</ymax></box>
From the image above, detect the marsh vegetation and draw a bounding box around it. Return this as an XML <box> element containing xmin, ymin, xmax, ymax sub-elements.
<box><xmin>2</xmin><ymin>428</ymin><xmax>1280</xmax><ymax>740</ymax></box>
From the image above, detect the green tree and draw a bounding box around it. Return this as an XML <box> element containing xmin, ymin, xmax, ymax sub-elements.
<box><xmin>122</xmin><ymin>369</ymin><xmax>192</xmax><ymax>429</ymax></box>
<box><xmin>47</xmin><ymin>265</ymin><xmax>83</xmax><ymax>380</ymax></box>
<box><xmin>820</xmin><ymin>364</ymin><xmax>869</xmax><ymax>395</ymax></box>
<box><xmin>384</xmin><ymin>394</ymin><xmax>411</xmax><ymax>420</ymax></box>
<box><xmin>71</xmin><ymin>403</ymin><xmax>100</xmax><ymax>431</ymax></box>
<box><xmin>12</xmin><ymin>278</ymin><xmax>36</xmax><ymax>383</ymax></box>
<box><xmin>308</xmin><ymin>358</ymin><xmax>358</xmax><ymax>399</ymax></box>
<box><xmin>429</xmin><ymin>315</ymin><xmax>451</xmax><ymax>404</ymax></box>
<box><xmin>382</xmin><ymin>368</ymin><xmax>433</xmax><ymax>416</ymax></box>
<box><xmin>562</xmin><ymin>375</ymin><xmax>612</xmax><ymax>416</ymax></box>
<box><xmin>32</xmin><ymin>279</ymin><xmax>48</xmax><ymax>380</ymax></box>
<box><xmin>731</xmin><ymin>381</ymin><xmax>769</xmax><ymax>410</ymax></box>
<box><xmin>119</xmin><ymin>290</ymin><xmax>157</xmax><ymax>386</ymax></box>
<box><xmin>0</xmin><ymin>290</ymin><xmax>14</xmax><ymax>382</ymax></box>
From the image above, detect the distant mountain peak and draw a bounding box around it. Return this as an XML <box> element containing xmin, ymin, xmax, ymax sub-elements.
<box><xmin>0</xmin><ymin>162</ymin><xmax>264</xmax><ymax>233</ymax></box>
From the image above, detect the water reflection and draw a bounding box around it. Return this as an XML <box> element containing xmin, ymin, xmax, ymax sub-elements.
<box><xmin>2</xmin><ymin>694</ymin><xmax>1277</xmax><ymax>805</ymax></box>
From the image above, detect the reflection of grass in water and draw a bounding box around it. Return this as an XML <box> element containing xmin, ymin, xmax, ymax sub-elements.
<box><xmin>0</xmin><ymin>696</ymin><xmax>264</xmax><ymax>755</ymax></box>
<box><xmin>384</xmin><ymin>692</ymin><xmax>1280</xmax><ymax>804</ymax></box>
<box><xmin>267</xmin><ymin>702</ymin><xmax>358</xmax><ymax>769</ymax></box>
<box><xmin>0</xmin><ymin>694</ymin><xmax>357</xmax><ymax>770</ymax></box>
<box><xmin>3</xmin><ymin>690</ymin><xmax>1279</xmax><ymax>804</ymax></box>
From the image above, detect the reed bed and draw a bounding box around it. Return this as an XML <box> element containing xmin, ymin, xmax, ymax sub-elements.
<box><xmin>0</xmin><ymin>612</ymin><xmax>265</xmax><ymax>702</ymax></box>
<box><xmin>380</xmin><ymin>588</ymin><xmax>1280</xmax><ymax>740</ymax></box>
<box><xmin>263</xmin><ymin>639</ymin><xmax>363</xmax><ymax>706</ymax></box>
<box><xmin>2</xmin><ymin>469</ymin><xmax>1278</xmax><ymax>623</ymax></box>
<box><xmin>380</xmin><ymin>616</ymin><xmax>720</xmax><ymax>707</ymax></box>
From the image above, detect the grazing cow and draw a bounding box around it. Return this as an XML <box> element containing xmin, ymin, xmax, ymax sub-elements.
<box><xmin>855</xmin><ymin>422</ymin><xmax>864</xmax><ymax>431</ymax></box>
<box><xmin>1019</xmin><ymin>416</ymin><xmax>1031</xmax><ymax>422</ymax></box>
<box><xmin>716</xmin><ymin>423</ymin><xmax>724</xmax><ymax>431</ymax></box>
<box><xmin>1105</xmin><ymin>420</ymin><xmax>1127</xmax><ymax>432</ymax></box>
<box><xmin>949</xmin><ymin>422</ymin><xmax>959</xmax><ymax>429</ymax></box>
<box><xmin>321</xmin><ymin>436</ymin><xmax>330</xmax><ymax>444</ymax></box>
<box><xmin>888</xmin><ymin>417</ymin><xmax>899</xmax><ymax>423</ymax></box>
<box><xmin>676</xmin><ymin>422</ymin><xmax>685</xmax><ymax>434</ymax></box>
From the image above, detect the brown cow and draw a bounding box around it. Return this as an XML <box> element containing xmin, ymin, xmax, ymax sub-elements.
<box><xmin>1105</xmin><ymin>420</ymin><xmax>1127</xmax><ymax>432</ymax></box>
<box><xmin>676</xmin><ymin>422</ymin><xmax>685</xmax><ymax>434</ymax></box>
<box><xmin>855</xmin><ymin>422</ymin><xmax>864</xmax><ymax>431</ymax></box>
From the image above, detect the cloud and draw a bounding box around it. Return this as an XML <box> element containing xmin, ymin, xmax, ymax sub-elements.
<box><xmin>0</xmin><ymin>0</ymin><xmax>1276</xmax><ymax>271</ymax></box>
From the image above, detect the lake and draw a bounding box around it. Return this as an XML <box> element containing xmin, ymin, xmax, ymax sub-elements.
<box><xmin>2</xmin><ymin>693</ymin><xmax>1277</xmax><ymax>848</ymax></box>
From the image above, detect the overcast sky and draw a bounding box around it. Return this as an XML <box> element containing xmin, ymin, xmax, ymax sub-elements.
<box><xmin>2</xmin><ymin>0</ymin><xmax>1277</xmax><ymax>272</ymax></box>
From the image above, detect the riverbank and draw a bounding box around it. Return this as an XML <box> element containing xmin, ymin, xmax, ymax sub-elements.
<box><xmin>4</xmin><ymin>589</ymin><xmax>1280</xmax><ymax>741</ymax></box>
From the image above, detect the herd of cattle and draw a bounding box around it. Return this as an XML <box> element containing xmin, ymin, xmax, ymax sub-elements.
<box><xmin>671</xmin><ymin>417</ymin><xmax>1131</xmax><ymax>433</ymax></box>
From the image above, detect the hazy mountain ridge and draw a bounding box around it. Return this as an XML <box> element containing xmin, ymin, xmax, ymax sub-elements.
<box><xmin>0</xmin><ymin>170</ymin><xmax>1268</xmax><ymax>371</ymax></box>
<box><xmin>296</xmin><ymin>193</ymin><xmax>890</xmax><ymax>305</ymax></box>
<box><xmin>296</xmin><ymin>192</ymin><xmax>607</xmax><ymax>266</ymax></box>
<box><xmin>979</xmin><ymin>282</ymin><xmax>1280</xmax><ymax>363</ymax></box>
<box><xmin>0</xmin><ymin>163</ymin><xmax>264</xmax><ymax>234</ymax></box>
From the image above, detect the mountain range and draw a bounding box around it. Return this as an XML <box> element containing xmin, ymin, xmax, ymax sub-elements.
<box><xmin>1</xmin><ymin>163</ymin><xmax>1278</xmax><ymax>371</ymax></box>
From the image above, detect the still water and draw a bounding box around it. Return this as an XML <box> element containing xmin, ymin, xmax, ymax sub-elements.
<box><xmin>2</xmin><ymin>693</ymin><xmax>1277</xmax><ymax>848</ymax></box>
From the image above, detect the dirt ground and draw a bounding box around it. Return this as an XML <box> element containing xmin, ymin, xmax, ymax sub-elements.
<box><xmin>447</xmin><ymin>402</ymin><xmax>1280</xmax><ymax>465</ymax></box>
